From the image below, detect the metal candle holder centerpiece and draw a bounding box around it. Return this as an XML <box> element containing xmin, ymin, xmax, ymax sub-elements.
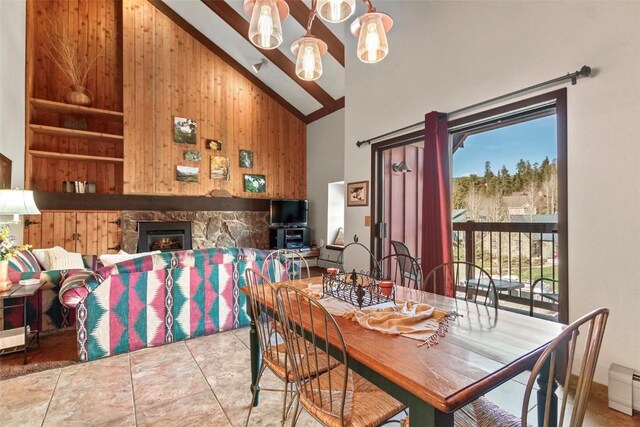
<box><xmin>322</xmin><ymin>269</ymin><xmax>395</xmax><ymax>309</ymax></box>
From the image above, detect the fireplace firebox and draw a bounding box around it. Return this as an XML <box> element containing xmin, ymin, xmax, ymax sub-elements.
<box><xmin>137</xmin><ymin>221</ymin><xmax>192</xmax><ymax>253</ymax></box>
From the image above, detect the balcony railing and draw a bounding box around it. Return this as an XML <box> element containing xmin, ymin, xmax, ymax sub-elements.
<box><xmin>453</xmin><ymin>221</ymin><xmax>559</xmax><ymax>318</ymax></box>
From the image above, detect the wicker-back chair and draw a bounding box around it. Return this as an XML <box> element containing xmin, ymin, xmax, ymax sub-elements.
<box><xmin>244</xmin><ymin>268</ymin><xmax>292</xmax><ymax>425</ymax></box>
<box><xmin>424</xmin><ymin>261</ymin><xmax>499</xmax><ymax>311</ymax></box>
<box><xmin>263</xmin><ymin>249</ymin><xmax>311</xmax><ymax>282</ymax></box>
<box><xmin>244</xmin><ymin>268</ymin><xmax>335</xmax><ymax>426</ymax></box>
<box><xmin>275</xmin><ymin>284</ymin><xmax>405</xmax><ymax>426</ymax></box>
<box><xmin>377</xmin><ymin>254</ymin><xmax>423</xmax><ymax>290</ymax></box>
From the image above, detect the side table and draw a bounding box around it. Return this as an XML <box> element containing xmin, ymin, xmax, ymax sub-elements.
<box><xmin>0</xmin><ymin>282</ymin><xmax>44</xmax><ymax>364</ymax></box>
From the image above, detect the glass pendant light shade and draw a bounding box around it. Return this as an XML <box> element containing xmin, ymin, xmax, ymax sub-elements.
<box><xmin>317</xmin><ymin>0</ymin><xmax>356</xmax><ymax>23</ymax></box>
<box><xmin>291</xmin><ymin>36</ymin><xmax>327</xmax><ymax>81</ymax></box>
<box><xmin>351</xmin><ymin>11</ymin><xmax>393</xmax><ymax>64</ymax></box>
<box><xmin>245</xmin><ymin>0</ymin><xmax>289</xmax><ymax>50</ymax></box>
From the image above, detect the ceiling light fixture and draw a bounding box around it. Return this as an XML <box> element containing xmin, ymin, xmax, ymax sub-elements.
<box><xmin>392</xmin><ymin>161</ymin><xmax>411</xmax><ymax>173</ymax></box>
<box><xmin>317</xmin><ymin>0</ymin><xmax>356</xmax><ymax>23</ymax></box>
<box><xmin>244</xmin><ymin>0</ymin><xmax>289</xmax><ymax>50</ymax></box>
<box><xmin>252</xmin><ymin>58</ymin><xmax>268</xmax><ymax>73</ymax></box>
<box><xmin>244</xmin><ymin>0</ymin><xmax>392</xmax><ymax>81</ymax></box>
<box><xmin>350</xmin><ymin>1</ymin><xmax>393</xmax><ymax>64</ymax></box>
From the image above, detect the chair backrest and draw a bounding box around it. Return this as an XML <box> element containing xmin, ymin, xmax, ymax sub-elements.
<box><xmin>522</xmin><ymin>307</ymin><xmax>609</xmax><ymax>427</ymax></box>
<box><xmin>529</xmin><ymin>277</ymin><xmax>559</xmax><ymax>317</ymax></box>
<box><xmin>245</xmin><ymin>268</ymin><xmax>287</xmax><ymax>367</ymax></box>
<box><xmin>378</xmin><ymin>254</ymin><xmax>423</xmax><ymax>290</ymax></box>
<box><xmin>263</xmin><ymin>249</ymin><xmax>311</xmax><ymax>281</ymax></box>
<box><xmin>424</xmin><ymin>261</ymin><xmax>499</xmax><ymax>310</ymax></box>
<box><xmin>335</xmin><ymin>242</ymin><xmax>379</xmax><ymax>274</ymax></box>
<box><xmin>276</xmin><ymin>284</ymin><xmax>349</xmax><ymax>425</ymax></box>
<box><xmin>390</xmin><ymin>240</ymin><xmax>412</xmax><ymax>258</ymax></box>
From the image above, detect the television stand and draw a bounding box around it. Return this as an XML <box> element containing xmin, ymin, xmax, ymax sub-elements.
<box><xmin>269</xmin><ymin>226</ymin><xmax>310</xmax><ymax>250</ymax></box>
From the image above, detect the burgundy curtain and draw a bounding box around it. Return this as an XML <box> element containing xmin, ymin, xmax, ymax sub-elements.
<box><xmin>421</xmin><ymin>111</ymin><xmax>453</xmax><ymax>296</ymax></box>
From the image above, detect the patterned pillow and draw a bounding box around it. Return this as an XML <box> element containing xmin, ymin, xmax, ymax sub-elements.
<box><xmin>33</xmin><ymin>247</ymin><xmax>66</xmax><ymax>270</ymax></box>
<box><xmin>47</xmin><ymin>250</ymin><xmax>85</xmax><ymax>270</ymax></box>
<box><xmin>8</xmin><ymin>250</ymin><xmax>43</xmax><ymax>273</ymax></box>
<box><xmin>59</xmin><ymin>270</ymin><xmax>100</xmax><ymax>308</ymax></box>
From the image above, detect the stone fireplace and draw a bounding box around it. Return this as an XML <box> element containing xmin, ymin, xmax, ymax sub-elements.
<box><xmin>122</xmin><ymin>210</ymin><xmax>269</xmax><ymax>253</ymax></box>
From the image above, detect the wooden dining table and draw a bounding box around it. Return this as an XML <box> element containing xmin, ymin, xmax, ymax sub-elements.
<box><xmin>242</xmin><ymin>276</ymin><xmax>565</xmax><ymax>427</ymax></box>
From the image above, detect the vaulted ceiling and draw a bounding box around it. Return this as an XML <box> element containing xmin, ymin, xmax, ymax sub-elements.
<box><xmin>153</xmin><ymin>0</ymin><xmax>355</xmax><ymax>123</ymax></box>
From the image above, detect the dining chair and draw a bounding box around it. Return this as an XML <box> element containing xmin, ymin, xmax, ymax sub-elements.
<box><xmin>264</xmin><ymin>249</ymin><xmax>311</xmax><ymax>282</ymax></box>
<box><xmin>423</xmin><ymin>261</ymin><xmax>500</xmax><ymax>311</ymax></box>
<box><xmin>276</xmin><ymin>284</ymin><xmax>406</xmax><ymax>427</ymax></box>
<box><xmin>390</xmin><ymin>240</ymin><xmax>419</xmax><ymax>261</ymax></box>
<box><xmin>529</xmin><ymin>277</ymin><xmax>559</xmax><ymax>317</ymax></box>
<box><xmin>378</xmin><ymin>253</ymin><xmax>423</xmax><ymax>290</ymax></box>
<box><xmin>335</xmin><ymin>242</ymin><xmax>380</xmax><ymax>275</ymax></box>
<box><xmin>244</xmin><ymin>268</ymin><xmax>335</xmax><ymax>426</ymax></box>
<box><xmin>454</xmin><ymin>307</ymin><xmax>609</xmax><ymax>427</ymax></box>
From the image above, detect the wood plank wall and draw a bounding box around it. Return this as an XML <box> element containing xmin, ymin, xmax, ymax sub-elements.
<box><xmin>27</xmin><ymin>0</ymin><xmax>124</xmax><ymax>194</ymax></box>
<box><xmin>122</xmin><ymin>0</ymin><xmax>307</xmax><ymax>198</ymax></box>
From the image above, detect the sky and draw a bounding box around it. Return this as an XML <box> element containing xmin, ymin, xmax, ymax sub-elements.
<box><xmin>452</xmin><ymin>115</ymin><xmax>557</xmax><ymax>178</ymax></box>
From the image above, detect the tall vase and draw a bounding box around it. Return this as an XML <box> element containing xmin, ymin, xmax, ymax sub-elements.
<box><xmin>0</xmin><ymin>259</ymin><xmax>11</xmax><ymax>291</ymax></box>
<box><xmin>65</xmin><ymin>84</ymin><xmax>92</xmax><ymax>107</ymax></box>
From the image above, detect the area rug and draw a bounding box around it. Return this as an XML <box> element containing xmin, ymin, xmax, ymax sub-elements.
<box><xmin>0</xmin><ymin>328</ymin><xmax>78</xmax><ymax>380</ymax></box>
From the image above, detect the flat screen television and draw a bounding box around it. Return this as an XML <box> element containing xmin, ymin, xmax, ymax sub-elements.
<box><xmin>270</xmin><ymin>199</ymin><xmax>308</xmax><ymax>227</ymax></box>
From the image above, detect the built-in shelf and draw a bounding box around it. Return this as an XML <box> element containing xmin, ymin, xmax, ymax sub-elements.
<box><xmin>29</xmin><ymin>124</ymin><xmax>124</xmax><ymax>144</ymax></box>
<box><xmin>29</xmin><ymin>150</ymin><xmax>124</xmax><ymax>163</ymax></box>
<box><xmin>29</xmin><ymin>98</ymin><xmax>124</xmax><ymax>122</ymax></box>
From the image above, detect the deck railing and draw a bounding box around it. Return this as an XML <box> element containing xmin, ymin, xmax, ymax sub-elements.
<box><xmin>453</xmin><ymin>221</ymin><xmax>559</xmax><ymax>317</ymax></box>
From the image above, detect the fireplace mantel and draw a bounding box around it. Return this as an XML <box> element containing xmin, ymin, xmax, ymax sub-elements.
<box><xmin>32</xmin><ymin>192</ymin><xmax>270</xmax><ymax>211</ymax></box>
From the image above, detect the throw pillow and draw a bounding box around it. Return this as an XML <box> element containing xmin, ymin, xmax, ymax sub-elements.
<box><xmin>47</xmin><ymin>250</ymin><xmax>86</xmax><ymax>270</ymax></box>
<box><xmin>99</xmin><ymin>250</ymin><xmax>161</xmax><ymax>267</ymax></box>
<box><xmin>33</xmin><ymin>246</ymin><xmax>66</xmax><ymax>270</ymax></box>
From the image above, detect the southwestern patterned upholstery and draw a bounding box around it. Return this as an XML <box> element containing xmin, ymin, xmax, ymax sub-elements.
<box><xmin>59</xmin><ymin>247</ymin><xmax>286</xmax><ymax>362</ymax></box>
<box><xmin>1</xmin><ymin>250</ymin><xmax>94</xmax><ymax>332</ymax></box>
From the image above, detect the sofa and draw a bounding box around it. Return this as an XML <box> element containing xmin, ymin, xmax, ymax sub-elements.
<box><xmin>59</xmin><ymin>247</ymin><xmax>285</xmax><ymax>362</ymax></box>
<box><xmin>3</xmin><ymin>250</ymin><xmax>95</xmax><ymax>332</ymax></box>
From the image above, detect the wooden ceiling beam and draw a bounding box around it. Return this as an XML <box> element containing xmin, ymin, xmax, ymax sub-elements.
<box><xmin>305</xmin><ymin>96</ymin><xmax>345</xmax><ymax>123</ymax></box>
<box><xmin>201</xmin><ymin>0</ymin><xmax>341</xmax><ymax>111</ymax></box>
<box><xmin>147</xmin><ymin>0</ymin><xmax>307</xmax><ymax>122</ymax></box>
<box><xmin>285</xmin><ymin>0</ymin><xmax>345</xmax><ymax>67</ymax></box>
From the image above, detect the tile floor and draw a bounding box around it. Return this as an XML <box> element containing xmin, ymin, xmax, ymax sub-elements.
<box><xmin>0</xmin><ymin>328</ymin><xmax>637</xmax><ymax>426</ymax></box>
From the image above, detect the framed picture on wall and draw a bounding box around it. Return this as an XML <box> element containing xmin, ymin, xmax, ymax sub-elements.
<box><xmin>346</xmin><ymin>181</ymin><xmax>369</xmax><ymax>207</ymax></box>
<box><xmin>239</xmin><ymin>149</ymin><xmax>253</xmax><ymax>168</ymax></box>
<box><xmin>244</xmin><ymin>174</ymin><xmax>266</xmax><ymax>193</ymax></box>
<box><xmin>205</xmin><ymin>139</ymin><xmax>222</xmax><ymax>151</ymax></box>
<box><xmin>173</xmin><ymin>117</ymin><xmax>197</xmax><ymax>144</ymax></box>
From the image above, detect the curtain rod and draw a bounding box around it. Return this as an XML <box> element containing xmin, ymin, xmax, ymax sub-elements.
<box><xmin>355</xmin><ymin>65</ymin><xmax>592</xmax><ymax>147</ymax></box>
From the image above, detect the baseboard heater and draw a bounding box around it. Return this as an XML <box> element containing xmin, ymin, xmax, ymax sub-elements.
<box><xmin>608</xmin><ymin>363</ymin><xmax>640</xmax><ymax>415</ymax></box>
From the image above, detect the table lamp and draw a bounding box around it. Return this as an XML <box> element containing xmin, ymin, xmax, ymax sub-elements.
<box><xmin>0</xmin><ymin>189</ymin><xmax>41</xmax><ymax>223</ymax></box>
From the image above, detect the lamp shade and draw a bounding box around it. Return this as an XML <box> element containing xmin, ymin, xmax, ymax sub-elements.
<box><xmin>0</xmin><ymin>190</ymin><xmax>40</xmax><ymax>223</ymax></box>
<box><xmin>291</xmin><ymin>36</ymin><xmax>328</xmax><ymax>81</ymax></box>
<box><xmin>316</xmin><ymin>0</ymin><xmax>356</xmax><ymax>23</ymax></box>
<box><xmin>351</xmin><ymin>11</ymin><xmax>393</xmax><ymax>64</ymax></box>
<box><xmin>246</xmin><ymin>0</ymin><xmax>288</xmax><ymax>50</ymax></box>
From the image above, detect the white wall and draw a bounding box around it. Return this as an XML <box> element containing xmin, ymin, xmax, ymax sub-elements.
<box><xmin>340</xmin><ymin>1</ymin><xmax>640</xmax><ymax>384</ymax></box>
<box><xmin>307</xmin><ymin>109</ymin><xmax>345</xmax><ymax>258</ymax></box>
<box><xmin>0</xmin><ymin>0</ymin><xmax>27</xmax><ymax>243</ymax></box>
<box><xmin>327</xmin><ymin>181</ymin><xmax>345</xmax><ymax>245</ymax></box>
<box><xmin>0</xmin><ymin>0</ymin><xmax>26</xmax><ymax>189</ymax></box>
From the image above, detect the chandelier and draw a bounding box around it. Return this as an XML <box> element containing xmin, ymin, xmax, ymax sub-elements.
<box><xmin>243</xmin><ymin>0</ymin><xmax>393</xmax><ymax>81</ymax></box>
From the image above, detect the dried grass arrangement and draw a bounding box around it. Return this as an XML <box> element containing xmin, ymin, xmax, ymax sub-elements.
<box><xmin>41</xmin><ymin>8</ymin><xmax>104</xmax><ymax>105</ymax></box>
